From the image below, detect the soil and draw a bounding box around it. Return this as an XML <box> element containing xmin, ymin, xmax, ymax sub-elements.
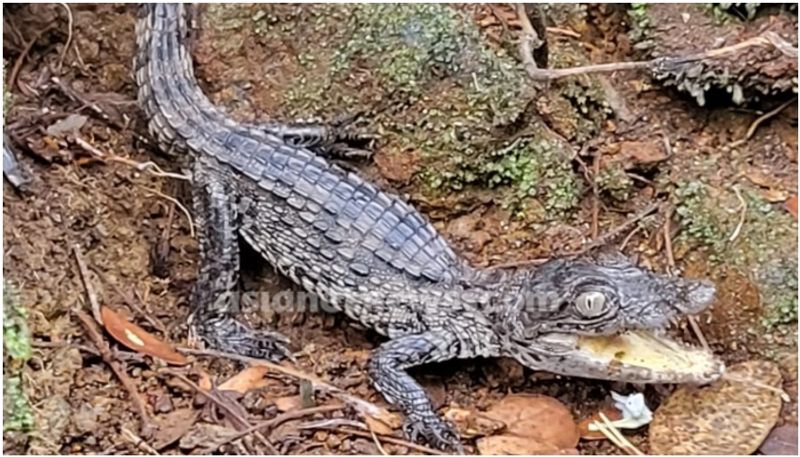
<box><xmin>3</xmin><ymin>3</ymin><xmax>797</xmax><ymax>455</ymax></box>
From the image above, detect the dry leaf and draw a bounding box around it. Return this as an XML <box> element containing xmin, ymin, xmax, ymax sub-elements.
<box><xmin>100</xmin><ymin>306</ymin><xmax>187</xmax><ymax>365</ymax></box>
<box><xmin>152</xmin><ymin>408</ymin><xmax>200</xmax><ymax>450</ymax></box>
<box><xmin>649</xmin><ymin>360</ymin><xmax>783</xmax><ymax>455</ymax></box>
<box><xmin>179</xmin><ymin>423</ymin><xmax>240</xmax><ymax>453</ymax></box>
<box><xmin>196</xmin><ymin>369</ymin><xmax>212</xmax><ymax>391</ymax></box>
<box><xmin>364</xmin><ymin>413</ymin><xmax>397</xmax><ymax>435</ymax></box>
<box><xmin>483</xmin><ymin>394</ymin><xmax>579</xmax><ymax>450</ymax></box>
<box><xmin>759</xmin><ymin>425</ymin><xmax>798</xmax><ymax>455</ymax></box>
<box><xmin>744</xmin><ymin>168</ymin><xmax>774</xmax><ymax>188</ymax></box>
<box><xmin>218</xmin><ymin>366</ymin><xmax>269</xmax><ymax>394</ymax></box>
<box><xmin>786</xmin><ymin>194</ymin><xmax>798</xmax><ymax>219</ymax></box>
<box><xmin>444</xmin><ymin>407</ymin><xmax>506</xmax><ymax>438</ymax></box>
<box><xmin>477</xmin><ymin>435</ymin><xmax>577</xmax><ymax>455</ymax></box>
<box><xmin>759</xmin><ymin>188</ymin><xmax>789</xmax><ymax>203</ymax></box>
<box><xmin>273</xmin><ymin>395</ymin><xmax>303</xmax><ymax>412</ymax></box>
<box><xmin>577</xmin><ymin>406</ymin><xmax>623</xmax><ymax>441</ymax></box>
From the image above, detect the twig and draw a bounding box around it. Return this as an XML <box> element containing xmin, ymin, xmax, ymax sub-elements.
<box><xmin>215</xmin><ymin>404</ymin><xmax>344</xmax><ymax>450</ymax></box>
<box><xmin>524</xmin><ymin>32</ymin><xmax>797</xmax><ymax>80</ymax></box>
<box><xmin>662</xmin><ymin>207</ymin><xmax>710</xmax><ymax>352</ymax></box>
<box><xmin>619</xmin><ymin>224</ymin><xmax>644</xmax><ymax>251</ymax></box>
<box><xmin>366</xmin><ymin>418</ymin><xmax>390</xmax><ymax>456</ymax></box>
<box><xmin>179</xmin><ymin>347</ymin><xmax>394</xmax><ymax>424</ymax></box>
<box><xmin>140</xmin><ymin>186</ymin><xmax>195</xmax><ymax>238</ymax></box>
<box><xmin>728</xmin><ymin>186</ymin><xmax>747</xmax><ymax>242</ymax></box>
<box><xmin>575</xmin><ymin>202</ymin><xmax>661</xmax><ymax>255</ymax></box>
<box><xmin>597</xmin><ymin>412</ymin><xmax>644</xmax><ymax>455</ymax></box>
<box><xmin>546</xmin><ymin>26</ymin><xmax>581</xmax><ymax>38</ymax></box>
<box><xmin>515</xmin><ymin>3</ymin><xmax>543</xmax><ymax>74</ymax></box>
<box><xmin>730</xmin><ymin>97</ymin><xmax>796</xmax><ymax>148</ymax></box>
<box><xmin>120</xmin><ymin>426</ymin><xmax>158</xmax><ymax>455</ymax></box>
<box><xmin>57</xmin><ymin>3</ymin><xmax>74</xmax><ymax>72</ymax></box>
<box><xmin>307</xmin><ymin>425</ymin><xmax>446</xmax><ymax>455</ymax></box>
<box><xmin>71</xmin><ymin>135</ymin><xmax>190</xmax><ymax>181</ymax></box>
<box><xmin>89</xmin><ymin>266</ymin><xmax>168</xmax><ymax>334</ymax></box>
<box><xmin>8</xmin><ymin>28</ymin><xmax>50</xmax><ymax>93</ymax></box>
<box><xmin>591</xmin><ymin>151</ymin><xmax>602</xmax><ymax>239</ymax></box>
<box><xmin>73</xmin><ymin>244</ymin><xmax>103</xmax><ymax>325</ymax></box>
<box><xmin>75</xmin><ymin>309</ymin><xmax>153</xmax><ymax>436</ymax></box>
<box><xmin>722</xmin><ymin>372</ymin><xmax>791</xmax><ymax>402</ymax></box>
<box><xmin>159</xmin><ymin>368</ymin><xmax>278</xmax><ymax>454</ymax></box>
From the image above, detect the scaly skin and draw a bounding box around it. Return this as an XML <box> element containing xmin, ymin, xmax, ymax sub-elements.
<box><xmin>136</xmin><ymin>4</ymin><xmax>724</xmax><ymax>450</ymax></box>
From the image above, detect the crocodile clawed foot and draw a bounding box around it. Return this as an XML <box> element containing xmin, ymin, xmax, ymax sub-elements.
<box><xmin>195</xmin><ymin>313</ymin><xmax>293</xmax><ymax>362</ymax></box>
<box><xmin>404</xmin><ymin>412</ymin><xmax>464</xmax><ymax>454</ymax></box>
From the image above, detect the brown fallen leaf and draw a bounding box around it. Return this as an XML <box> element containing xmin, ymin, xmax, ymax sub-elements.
<box><xmin>152</xmin><ymin>408</ymin><xmax>200</xmax><ymax>450</ymax></box>
<box><xmin>477</xmin><ymin>435</ymin><xmax>577</xmax><ymax>455</ymax></box>
<box><xmin>483</xmin><ymin>394</ymin><xmax>579</xmax><ymax>450</ymax></box>
<box><xmin>759</xmin><ymin>425</ymin><xmax>798</xmax><ymax>455</ymax></box>
<box><xmin>786</xmin><ymin>194</ymin><xmax>798</xmax><ymax>219</ymax></box>
<box><xmin>179</xmin><ymin>423</ymin><xmax>241</xmax><ymax>453</ymax></box>
<box><xmin>649</xmin><ymin>360</ymin><xmax>783</xmax><ymax>455</ymax></box>
<box><xmin>364</xmin><ymin>413</ymin><xmax>397</xmax><ymax>436</ymax></box>
<box><xmin>218</xmin><ymin>366</ymin><xmax>270</xmax><ymax>394</ymax></box>
<box><xmin>577</xmin><ymin>406</ymin><xmax>623</xmax><ymax>441</ymax></box>
<box><xmin>444</xmin><ymin>407</ymin><xmax>506</xmax><ymax>438</ymax></box>
<box><xmin>100</xmin><ymin>305</ymin><xmax>188</xmax><ymax>365</ymax></box>
<box><xmin>273</xmin><ymin>395</ymin><xmax>303</xmax><ymax>412</ymax></box>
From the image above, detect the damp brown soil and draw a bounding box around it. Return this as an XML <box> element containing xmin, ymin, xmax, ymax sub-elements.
<box><xmin>3</xmin><ymin>3</ymin><xmax>797</xmax><ymax>454</ymax></box>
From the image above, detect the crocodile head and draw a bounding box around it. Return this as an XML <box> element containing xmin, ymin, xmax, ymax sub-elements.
<box><xmin>499</xmin><ymin>250</ymin><xmax>724</xmax><ymax>384</ymax></box>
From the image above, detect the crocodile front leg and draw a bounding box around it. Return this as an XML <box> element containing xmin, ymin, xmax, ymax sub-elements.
<box><xmin>368</xmin><ymin>331</ymin><xmax>464</xmax><ymax>452</ymax></box>
<box><xmin>190</xmin><ymin>169</ymin><xmax>290</xmax><ymax>362</ymax></box>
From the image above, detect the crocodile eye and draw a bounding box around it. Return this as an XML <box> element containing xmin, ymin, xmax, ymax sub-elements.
<box><xmin>575</xmin><ymin>291</ymin><xmax>607</xmax><ymax>317</ymax></box>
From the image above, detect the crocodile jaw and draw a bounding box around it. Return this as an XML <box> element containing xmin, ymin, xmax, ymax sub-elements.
<box><xmin>521</xmin><ymin>330</ymin><xmax>725</xmax><ymax>384</ymax></box>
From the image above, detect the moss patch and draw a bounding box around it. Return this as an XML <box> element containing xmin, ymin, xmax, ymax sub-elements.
<box><xmin>673</xmin><ymin>181</ymin><xmax>797</xmax><ymax>329</ymax></box>
<box><xmin>3</xmin><ymin>285</ymin><xmax>34</xmax><ymax>433</ymax></box>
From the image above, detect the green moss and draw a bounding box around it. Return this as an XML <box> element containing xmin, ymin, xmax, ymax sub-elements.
<box><xmin>3</xmin><ymin>285</ymin><xmax>34</xmax><ymax>433</ymax></box>
<box><xmin>4</xmin><ymin>376</ymin><xmax>34</xmax><ymax>433</ymax></box>
<box><xmin>673</xmin><ymin>181</ymin><xmax>798</xmax><ymax>329</ymax></box>
<box><xmin>597</xmin><ymin>164</ymin><xmax>634</xmax><ymax>202</ymax></box>
<box><xmin>4</xmin><ymin>286</ymin><xmax>32</xmax><ymax>361</ymax></box>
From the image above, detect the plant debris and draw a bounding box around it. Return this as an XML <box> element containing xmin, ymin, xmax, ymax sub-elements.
<box><xmin>649</xmin><ymin>360</ymin><xmax>784</xmax><ymax>454</ymax></box>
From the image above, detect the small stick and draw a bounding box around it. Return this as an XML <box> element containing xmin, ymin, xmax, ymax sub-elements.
<box><xmin>159</xmin><ymin>368</ymin><xmax>278</xmax><ymax>454</ymax></box>
<box><xmin>576</xmin><ymin>202</ymin><xmax>661</xmax><ymax>255</ymax></box>
<box><xmin>515</xmin><ymin>3</ymin><xmax>543</xmax><ymax>75</ymax></box>
<box><xmin>57</xmin><ymin>3</ymin><xmax>74</xmax><ymax>72</ymax></box>
<box><xmin>366</xmin><ymin>418</ymin><xmax>390</xmax><ymax>456</ymax></box>
<box><xmin>524</xmin><ymin>32</ymin><xmax>796</xmax><ymax>80</ymax></box>
<box><xmin>9</xmin><ymin>28</ymin><xmax>50</xmax><ymax>93</ymax></box>
<box><xmin>73</xmin><ymin>244</ymin><xmax>103</xmax><ymax>324</ymax></box>
<box><xmin>597</xmin><ymin>412</ymin><xmax>644</xmax><ymax>455</ymax></box>
<box><xmin>120</xmin><ymin>427</ymin><xmax>158</xmax><ymax>455</ymax></box>
<box><xmin>179</xmin><ymin>347</ymin><xmax>394</xmax><ymax>424</ymax></box>
<box><xmin>731</xmin><ymin>97</ymin><xmax>796</xmax><ymax>148</ymax></box>
<box><xmin>546</xmin><ymin>26</ymin><xmax>581</xmax><ymax>38</ymax></box>
<box><xmin>619</xmin><ymin>224</ymin><xmax>644</xmax><ymax>251</ymax></box>
<box><xmin>662</xmin><ymin>207</ymin><xmax>710</xmax><ymax>352</ymax></box>
<box><xmin>140</xmin><ymin>186</ymin><xmax>195</xmax><ymax>238</ymax></box>
<box><xmin>591</xmin><ymin>151</ymin><xmax>602</xmax><ymax>239</ymax></box>
<box><xmin>89</xmin><ymin>266</ymin><xmax>168</xmax><ymax>334</ymax></box>
<box><xmin>728</xmin><ymin>186</ymin><xmax>747</xmax><ymax>242</ymax></box>
<box><xmin>722</xmin><ymin>372</ymin><xmax>791</xmax><ymax>402</ymax></box>
<box><xmin>215</xmin><ymin>404</ymin><xmax>344</xmax><ymax>450</ymax></box>
<box><xmin>75</xmin><ymin>309</ymin><xmax>153</xmax><ymax>436</ymax></box>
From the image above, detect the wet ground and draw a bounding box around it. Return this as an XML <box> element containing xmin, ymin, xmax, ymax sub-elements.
<box><xmin>3</xmin><ymin>3</ymin><xmax>797</xmax><ymax>455</ymax></box>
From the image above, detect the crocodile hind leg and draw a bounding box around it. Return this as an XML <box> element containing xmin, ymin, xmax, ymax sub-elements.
<box><xmin>189</xmin><ymin>169</ymin><xmax>291</xmax><ymax>362</ymax></box>
<box><xmin>252</xmin><ymin>119</ymin><xmax>376</xmax><ymax>160</ymax></box>
<box><xmin>368</xmin><ymin>331</ymin><xmax>464</xmax><ymax>452</ymax></box>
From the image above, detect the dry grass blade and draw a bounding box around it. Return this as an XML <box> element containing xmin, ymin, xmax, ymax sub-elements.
<box><xmin>597</xmin><ymin>412</ymin><xmax>644</xmax><ymax>455</ymax></box>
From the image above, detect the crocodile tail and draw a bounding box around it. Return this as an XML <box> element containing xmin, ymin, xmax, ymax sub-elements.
<box><xmin>134</xmin><ymin>3</ymin><xmax>226</xmax><ymax>153</ymax></box>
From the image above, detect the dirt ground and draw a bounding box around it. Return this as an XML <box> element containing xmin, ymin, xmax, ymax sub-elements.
<box><xmin>3</xmin><ymin>3</ymin><xmax>797</xmax><ymax>455</ymax></box>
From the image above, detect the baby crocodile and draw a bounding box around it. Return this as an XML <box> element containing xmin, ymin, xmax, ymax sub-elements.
<box><xmin>135</xmin><ymin>4</ymin><xmax>724</xmax><ymax>449</ymax></box>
